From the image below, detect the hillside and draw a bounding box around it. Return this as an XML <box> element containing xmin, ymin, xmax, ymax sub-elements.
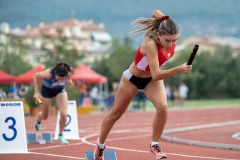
<box><xmin>0</xmin><ymin>0</ymin><xmax>240</xmax><ymax>42</ymax></box>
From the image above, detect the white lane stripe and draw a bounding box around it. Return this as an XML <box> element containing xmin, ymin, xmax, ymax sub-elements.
<box><xmin>30</xmin><ymin>152</ymin><xmax>84</xmax><ymax>159</ymax></box>
<box><xmin>80</xmin><ymin>122</ymin><xmax>240</xmax><ymax>160</ymax></box>
<box><xmin>232</xmin><ymin>132</ymin><xmax>240</xmax><ymax>140</ymax></box>
<box><xmin>162</xmin><ymin>120</ymin><xmax>240</xmax><ymax>150</ymax></box>
<box><xmin>164</xmin><ymin>120</ymin><xmax>240</xmax><ymax>134</ymax></box>
<box><xmin>167</xmin><ymin>152</ymin><xmax>239</xmax><ymax>160</ymax></box>
<box><xmin>29</xmin><ymin>142</ymin><xmax>83</xmax><ymax>151</ymax></box>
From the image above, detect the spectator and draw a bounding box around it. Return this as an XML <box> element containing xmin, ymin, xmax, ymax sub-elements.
<box><xmin>173</xmin><ymin>87</ymin><xmax>179</xmax><ymax>105</ymax></box>
<box><xmin>7</xmin><ymin>86</ymin><xmax>19</xmax><ymax>99</ymax></box>
<box><xmin>90</xmin><ymin>85</ymin><xmax>99</xmax><ymax>105</ymax></box>
<box><xmin>178</xmin><ymin>82</ymin><xmax>189</xmax><ymax>107</ymax></box>
<box><xmin>165</xmin><ymin>84</ymin><xmax>173</xmax><ymax>105</ymax></box>
<box><xmin>165</xmin><ymin>85</ymin><xmax>171</xmax><ymax>100</ymax></box>
<box><xmin>77</xmin><ymin>82</ymin><xmax>87</xmax><ymax>106</ymax></box>
<box><xmin>0</xmin><ymin>87</ymin><xmax>6</xmax><ymax>101</ymax></box>
<box><xmin>133</xmin><ymin>90</ymin><xmax>147</xmax><ymax>111</ymax></box>
<box><xmin>18</xmin><ymin>84</ymin><xmax>28</xmax><ymax>98</ymax></box>
<box><xmin>112</xmin><ymin>79</ymin><xmax>119</xmax><ymax>95</ymax></box>
<box><xmin>104</xmin><ymin>79</ymin><xmax>119</xmax><ymax>111</ymax></box>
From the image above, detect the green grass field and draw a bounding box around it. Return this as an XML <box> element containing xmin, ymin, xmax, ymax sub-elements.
<box><xmin>183</xmin><ymin>99</ymin><xmax>240</xmax><ymax>108</ymax></box>
<box><xmin>129</xmin><ymin>99</ymin><xmax>240</xmax><ymax>110</ymax></box>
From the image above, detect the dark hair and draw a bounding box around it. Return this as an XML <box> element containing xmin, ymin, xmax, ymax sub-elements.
<box><xmin>53</xmin><ymin>62</ymin><xmax>72</xmax><ymax>77</ymax></box>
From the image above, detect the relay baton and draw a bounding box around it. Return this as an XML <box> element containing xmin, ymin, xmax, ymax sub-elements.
<box><xmin>187</xmin><ymin>45</ymin><xmax>199</xmax><ymax>65</ymax></box>
<box><xmin>36</xmin><ymin>97</ymin><xmax>42</xmax><ymax>104</ymax></box>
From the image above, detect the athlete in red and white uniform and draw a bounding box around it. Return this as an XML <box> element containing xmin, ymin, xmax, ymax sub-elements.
<box><xmin>94</xmin><ymin>10</ymin><xmax>192</xmax><ymax>160</ymax></box>
<box><xmin>134</xmin><ymin>44</ymin><xmax>175</xmax><ymax>71</ymax></box>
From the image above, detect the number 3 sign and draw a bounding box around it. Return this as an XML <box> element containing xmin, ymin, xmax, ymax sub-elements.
<box><xmin>0</xmin><ymin>102</ymin><xmax>28</xmax><ymax>153</ymax></box>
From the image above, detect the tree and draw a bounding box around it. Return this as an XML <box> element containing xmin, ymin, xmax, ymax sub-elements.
<box><xmin>165</xmin><ymin>45</ymin><xmax>240</xmax><ymax>99</ymax></box>
<box><xmin>92</xmin><ymin>37</ymin><xmax>135</xmax><ymax>86</ymax></box>
<box><xmin>40</xmin><ymin>32</ymin><xmax>84</xmax><ymax>68</ymax></box>
<box><xmin>0</xmin><ymin>34</ymin><xmax>32</xmax><ymax>76</ymax></box>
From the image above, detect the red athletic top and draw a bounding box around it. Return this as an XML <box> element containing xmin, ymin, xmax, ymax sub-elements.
<box><xmin>134</xmin><ymin>44</ymin><xmax>176</xmax><ymax>71</ymax></box>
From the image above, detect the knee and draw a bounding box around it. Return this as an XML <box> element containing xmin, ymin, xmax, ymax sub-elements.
<box><xmin>155</xmin><ymin>102</ymin><xmax>168</xmax><ymax>115</ymax></box>
<box><xmin>60</xmin><ymin>113</ymin><xmax>68</xmax><ymax>121</ymax></box>
<box><xmin>109</xmin><ymin>111</ymin><xmax>123</xmax><ymax>122</ymax></box>
<box><xmin>41</xmin><ymin>113</ymin><xmax>49</xmax><ymax>120</ymax></box>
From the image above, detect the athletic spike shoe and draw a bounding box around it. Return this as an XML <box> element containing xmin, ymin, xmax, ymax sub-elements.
<box><xmin>34</xmin><ymin>120</ymin><xmax>41</xmax><ymax>131</ymax></box>
<box><xmin>59</xmin><ymin>135</ymin><xmax>68</xmax><ymax>145</ymax></box>
<box><xmin>149</xmin><ymin>144</ymin><xmax>167</xmax><ymax>159</ymax></box>
<box><xmin>94</xmin><ymin>143</ymin><xmax>105</xmax><ymax>160</ymax></box>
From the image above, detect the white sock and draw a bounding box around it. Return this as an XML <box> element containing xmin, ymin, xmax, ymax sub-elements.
<box><xmin>98</xmin><ymin>143</ymin><xmax>105</xmax><ymax>149</ymax></box>
<box><xmin>151</xmin><ymin>141</ymin><xmax>159</xmax><ymax>147</ymax></box>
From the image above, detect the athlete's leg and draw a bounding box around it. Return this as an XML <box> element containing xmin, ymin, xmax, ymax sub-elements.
<box><xmin>98</xmin><ymin>75</ymin><xmax>138</xmax><ymax>144</ymax></box>
<box><xmin>144</xmin><ymin>80</ymin><xmax>168</xmax><ymax>142</ymax></box>
<box><xmin>36</xmin><ymin>97</ymin><xmax>52</xmax><ymax>122</ymax></box>
<box><xmin>55</xmin><ymin>91</ymin><xmax>68</xmax><ymax>135</ymax></box>
<box><xmin>55</xmin><ymin>91</ymin><xmax>69</xmax><ymax>144</ymax></box>
<box><xmin>35</xmin><ymin>97</ymin><xmax>52</xmax><ymax>131</ymax></box>
<box><xmin>144</xmin><ymin>80</ymin><xmax>168</xmax><ymax>159</ymax></box>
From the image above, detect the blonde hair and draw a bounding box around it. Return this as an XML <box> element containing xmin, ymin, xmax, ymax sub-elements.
<box><xmin>132</xmin><ymin>16</ymin><xmax>179</xmax><ymax>45</ymax></box>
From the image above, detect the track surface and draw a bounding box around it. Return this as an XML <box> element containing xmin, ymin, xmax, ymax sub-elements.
<box><xmin>1</xmin><ymin>106</ymin><xmax>240</xmax><ymax>160</ymax></box>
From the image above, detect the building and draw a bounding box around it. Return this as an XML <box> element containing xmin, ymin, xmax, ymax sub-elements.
<box><xmin>0</xmin><ymin>19</ymin><xmax>112</xmax><ymax>65</ymax></box>
<box><xmin>181</xmin><ymin>35</ymin><xmax>240</xmax><ymax>54</ymax></box>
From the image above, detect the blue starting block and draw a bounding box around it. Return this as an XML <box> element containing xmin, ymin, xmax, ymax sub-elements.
<box><xmin>27</xmin><ymin>132</ymin><xmax>52</xmax><ymax>144</ymax></box>
<box><xmin>41</xmin><ymin>132</ymin><xmax>52</xmax><ymax>143</ymax></box>
<box><xmin>85</xmin><ymin>150</ymin><xmax>117</xmax><ymax>160</ymax></box>
<box><xmin>27</xmin><ymin>133</ymin><xmax>38</xmax><ymax>144</ymax></box>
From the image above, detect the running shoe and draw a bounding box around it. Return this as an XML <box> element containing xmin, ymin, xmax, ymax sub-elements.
<box><xmin>149</xmin><ymin>144</ymin><xmax>167</xmax><ymax>159</ymax></box>
<box><xmin>94</xmin><ymin>143</ymin><xmax>105</xmax><ymax>160</ymax></box>
<box><xmin>59</xmin><ymin>135</ymin><xmax>68</xmax><ymax>145</ymax></box>
<box><xmin>34</xmin><ymin>120</ymin><xmax>41</xmax><ymax>131</ymax></box>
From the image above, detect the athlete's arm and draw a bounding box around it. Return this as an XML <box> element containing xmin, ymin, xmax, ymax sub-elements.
<box><xmin>142</xmin><ymin>39</ymin><xmax>191</xmax><ymax>81</ymax></box>
<box><xmin>66</xmin><ymin>76</ymin><xmax>74</xmax><ymax>87</ymax></box>
<box><xmin>66</xmin><ymin>67</ymin><xmax>74</xmax><ymax>87</ymax></box>
<box><xmin>33</xmin><ymin>69</ymin><xmax>51</xmax><ymax>99</ymax></box>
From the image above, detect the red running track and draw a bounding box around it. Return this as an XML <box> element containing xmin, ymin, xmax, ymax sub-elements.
<box><xmin>1</xmin><ymin>106</ymin><xmax>240</xmax><ymax>160</ymax></box>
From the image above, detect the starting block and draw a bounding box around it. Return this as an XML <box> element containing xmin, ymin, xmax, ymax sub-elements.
<box><xmin>27</xmin><ymin>133</ymin><xmax>38</xmax><ymax>144</ymax></box>
<box><xmin>85</xmin><ymin>150</ymin><xmax>117</xmax><ymax>160</ymax></box>
<box><xmin>41</xmin><ymin>132</ymin><xmax>52</xmax><ymax>143</ymax></box>
<box><xmin>27</xmin><ymin>132</ymin><xmax>52</xmax><ymax>144</ymax></box>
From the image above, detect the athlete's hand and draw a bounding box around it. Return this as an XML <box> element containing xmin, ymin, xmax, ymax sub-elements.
<box><xmin>33</xmin><ymin>92</ymin><xmax>42</xmax><ymax>104</ymax></box>
<box><xmin>180</xmin><ymin>63</ymin><xmax>192</xmax><ymax>74</ymax></box>
<box><xmin>67</xmin><ymin>79</ymin><xmax>75</xmax><ymax>88</ymax></box>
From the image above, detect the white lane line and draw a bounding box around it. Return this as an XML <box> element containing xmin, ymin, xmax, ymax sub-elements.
<box><xmin>29</xmin><ymin>142</ymin><xmax>83</xmax><ymax>151</ymax></box>
<box><xmin>29</xmin><ymin>152</ymin><xmax>84</xmax><ymax>159</ymax></box>
<box><xmin>167</xmin><ymin>152</ymin><xmax>240</xmax><ymax>160</ymax></box>
<box><xmin>232</xmin><ymin>132</ymin><xmax>240</xmax><ymax>140</ymax></box>
<box><xmin>80</xmin><ymin>123</ymin><xmax>240</xmax><ymax>160</ymax></box>
<box><xmin>162</xmin><ymin>120</ymin><xmax>240</xmax><ymax>150</ymax></box>
<box><xmin>164</xmin><ymin>120</ymin><xmax>240</xmax><ymax>134</ymax></box>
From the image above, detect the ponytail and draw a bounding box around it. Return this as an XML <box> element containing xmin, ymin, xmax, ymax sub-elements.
<box><xmin>132</xmin><ymin>15</ymin><xmax>179</xmax><ymax>45</ymax></box>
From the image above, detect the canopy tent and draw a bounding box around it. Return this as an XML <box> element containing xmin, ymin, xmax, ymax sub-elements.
<box><xmin>71</xmin><ymin>64</ymin><xmax>107</xmax><ymax>83</ymax></box>
<box><xmin>0</xmin><ymin>69</ymin><xmax>15</xmax><ymax>84</ymax></box>
<box><xmin>15</xmin><ymin>65</ymin><xmax>45</xmax><ymax>83</ymax></box>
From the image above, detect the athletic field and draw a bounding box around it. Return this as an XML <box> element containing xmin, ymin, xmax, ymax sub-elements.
<box><xmin>1</xmin><ymin>103</ymin><xmax>240</xmax><ymax>160</ymax></box>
